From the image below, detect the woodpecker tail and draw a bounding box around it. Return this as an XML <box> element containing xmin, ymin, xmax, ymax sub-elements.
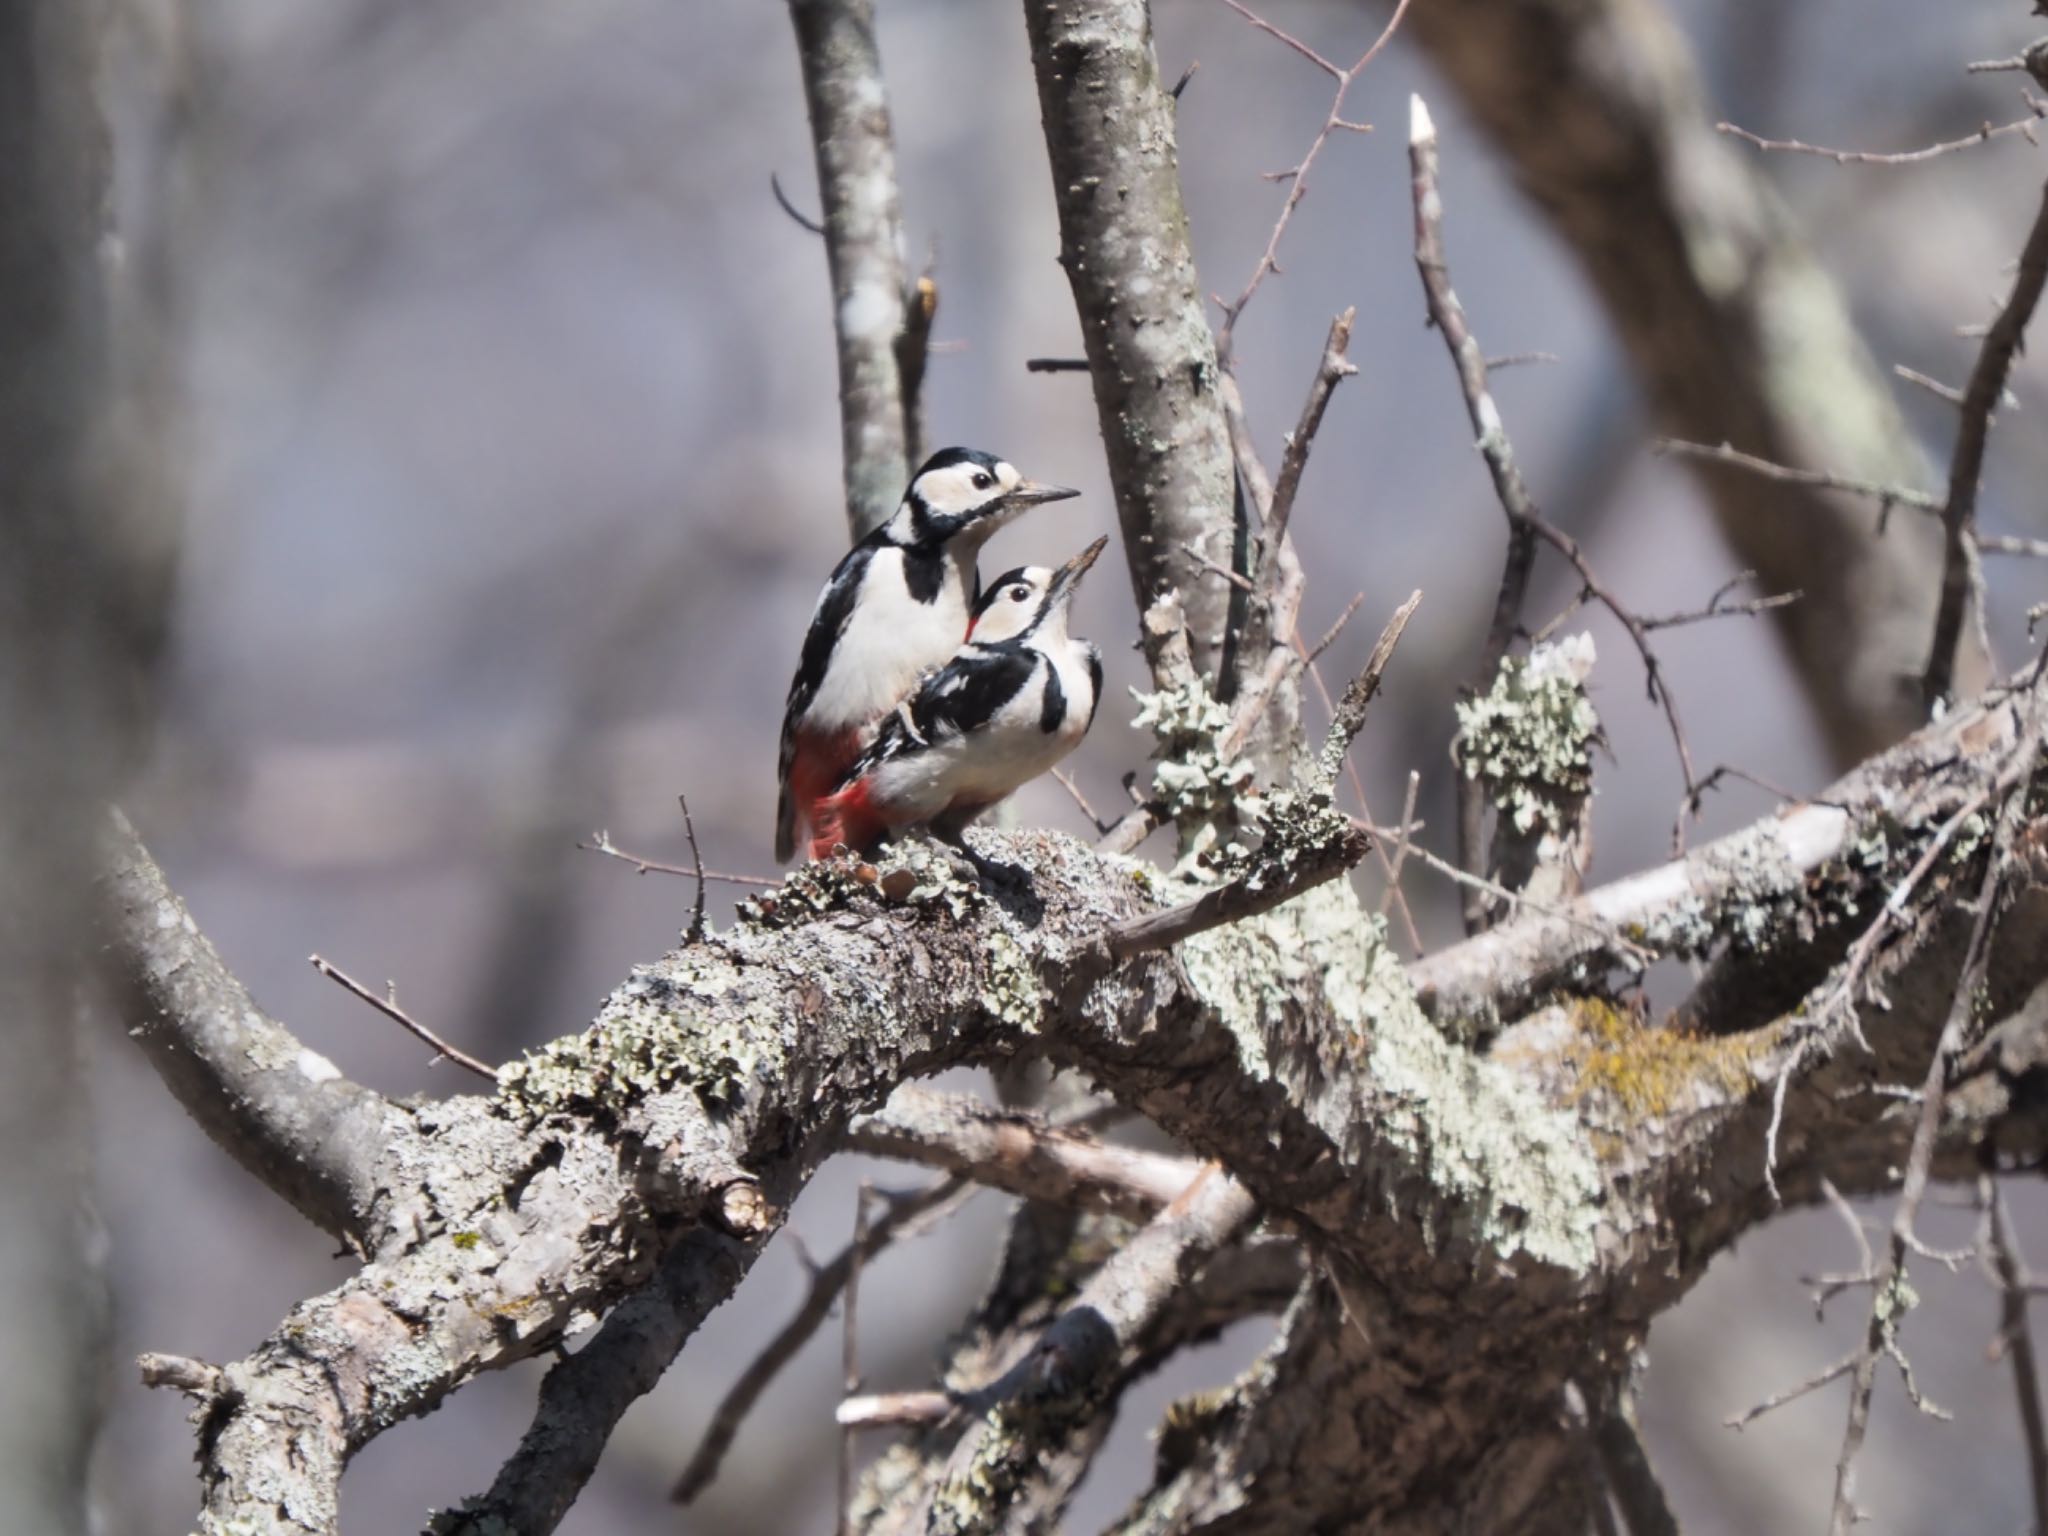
<box><xmin>779</xmin><ymin>726</ymin><xmax>867</xmax><ymax>863</ymax></box>
<box><xmin>809</xmin><ymin>775</ymin><xmax>891</xmax><ymax>861</ymax></box>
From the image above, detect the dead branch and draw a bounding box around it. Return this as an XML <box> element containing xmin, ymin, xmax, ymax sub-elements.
<box><xmin>1924</xmin><ymin>174</ymin><xmax>2048</xmax><ymax>708</ymax></box>
<box><xmin>847</xmin><ymin>1086</ymin><xmax>1205</xmax><ymax>1221</ymax></box>
<box><xmin>309</xmin><ymin>955</ymin><xmax>496</xmax><ymax>1081</ymax></box>
<box><xmin>1719</xmin><ymin>102</ymin><xmax>2047</xmax><ymax>166</ymax></box>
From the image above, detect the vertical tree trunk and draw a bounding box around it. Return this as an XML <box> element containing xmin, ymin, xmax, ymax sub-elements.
<box><xmin>0</xmin><ymin>4</ymin><xmax>158</xmax><ymax>1529</ymax></box>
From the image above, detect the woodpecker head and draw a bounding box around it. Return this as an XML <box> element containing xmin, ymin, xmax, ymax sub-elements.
<box><xmin>883</xmin><ymin>447</ymin><xmax>1078</xmax><ymax>550</ymax></box>
<box><xmin>970</xmin><ymin>535</ymin><xmax>1109</xmax><ymax>644</ymax></box>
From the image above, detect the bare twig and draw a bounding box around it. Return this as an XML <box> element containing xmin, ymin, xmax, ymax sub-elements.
<box><xmin>1718</xmin><ymin>102</ymin><xmax>2047</xmax><ymax>166</ymax></box>
<box><xmin>1307</xmin><ymin>589</ymin><xmax>1368</xmax><ymax>663</ymax></box>
<box><xmin>1376</xmin><ymin>771</ymin><xmax>1422</xmax><ymax>927</ymax></box>
<box><xmin>677</xmin><ymin>793</ymin><xmax>708</xmax><ymax>945</ymax></box>
<box><xmin>1412</xmin><ymin>96</ymin><xmax>1698</xmax><ymax>863</ymax></box>
<box><xmin>847</xmin><ymin>1085</ymin><xmax>1204</xmax><ymax>1221</ymax></box>
<box><xmin>578</xmin><ymin>830</ymin><xmax>777</xmax><ymax>887</ymax></box>
<box><xmin>1984</xmin><ymin>1175</ymin><xmax>2048</xmax><ymax>1535</ymax></box>
<box><xmin>1637</xmin><ymin>576</ymin><xmax>1801</xmax><ymax>632</ymax></box>
<box><xmin>1825</xmin><ymin>725</ymin><xmax>2037</xmax><ymax>1533</ymax></box>
<box><xmin>1925</xmin><ymin>174</ymin><xmax>2048</xmax><ymax>709</ymax></box>
<box><xmin>1261</xmin><ymin>309</ymin><xmax>1357</xmax><ymax>583</ymax></box>
<box><xmin>672</xmin><ymin>1177</ymin><xmax>971</xmax><ymax>1505</ymax></box>
<box><xmin>1652</xmin><ymin>437</ymin><xmax>1942</xmax><ymax>515</ymax></box>
<box><xmin>1317</xmin><ymin>591</ymin><xmax>1421</xmax><ymax>788</ymax></box>
<box><xmin>1100</xmin><ymin>820</ymin><xmax>1373</xmax><ymax>963</ymax></box>
<box><xmin>138</xmin><ymin>1352</ymin><xmax>228</xmax><ymax>1402</ymax></box>
<box><xmin>1024</xmin><ymin>357</ymin><xmax>1090</xmax><ymax>373</ymax></box>
<box><xmin>1212</xmin><ymin>0</ymin><xmax>1413</xmax><ymax>357</ymax></box>
<box><xmin>1483</xmin><ymin>350</ymin><xmax>1561</xmax><ymax>371</ymax></box>
<box><xmin>837</xmin><ymin>1182</ymin><xmax>871</xmax><ymax>1536</ymax></box>
<box><xmin>308</xmin><ymin>955</ymin><xmax>496</xmax><ymax>1081</ymax></box>
<box><xmin>1726</xmin><ymin>1352</ymin><xmax>1859</xmax><ymax>1430</ymax></box>
<box><xmin>1050</xmin><ymin>767</ymin><xmax>1113</xmax><ymax>835</ymax></box>
<box><xmin>768</xmin><ymin>170</ymin><xmax>827</xmax><ymax>237</ymax></box>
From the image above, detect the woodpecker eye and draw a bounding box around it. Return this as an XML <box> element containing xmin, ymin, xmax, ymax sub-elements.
<box><xmin>972</xmin><ymin>471</ymin><xmax>995</xmax><ymax>491</ymax></box>
<box><xmin>1008</xmin><ymin>585</ymin><xmax>1030</xmax><ymax>602</ymax></box>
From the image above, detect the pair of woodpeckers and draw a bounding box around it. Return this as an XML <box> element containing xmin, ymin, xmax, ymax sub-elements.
<box><xmin>774</xmin><ymin>446</ymin><xmax>1107</xmax><ymax>865</ymax></box>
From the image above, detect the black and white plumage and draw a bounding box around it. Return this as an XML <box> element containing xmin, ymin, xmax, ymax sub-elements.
<box><xmin>811</xmin><ymin>536</ymin><xmax>1109</xmax><ymax>856</ymax></box>
<box><xmin>775</xmin><ymin>448</ymin><xmax>1079</xmax><ymax>862</ymax></box>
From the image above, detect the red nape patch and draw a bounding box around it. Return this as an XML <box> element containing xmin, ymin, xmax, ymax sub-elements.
<box><xmin>788</xmin><ymin>727</ymin><xmax>866</xmax><ymax>859</ymax></box>
<box><xmin>809</xmin><ymin>777</ymin><xmax>892</xmax><ymax>861</ymax></box>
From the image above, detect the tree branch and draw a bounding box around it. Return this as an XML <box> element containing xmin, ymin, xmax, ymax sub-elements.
<box><xmin>98</xmin><ymin>812</ymin><xmax>408</xmax><ymax>1245</ymax></box>
<box><xmin>788</xmin><ymin>0</ymin><xmax>913</xmax><ymax>539</ymax></box>
<box><xmin>1389</xmin><ymin>0</ymin><xmax>1989</xmax><ymax>759</ymax></box>
<box><xmin>1023</xmin><ymin>0</ymin><xmax>1239</xmax><ymax>685</ymax></box>
<box><xmin>1924</xmin><ymin>174</ymin><xmax>2048</xmax><ymax>708</ymax></box>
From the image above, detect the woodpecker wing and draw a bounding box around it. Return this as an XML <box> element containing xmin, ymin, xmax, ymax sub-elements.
<box><xmin>775</xmin><ymin>545</ymin><xmax>874</xmax><ymax>861</ymax></box>
<box><xmin>849</xmin><ymin>641</ymin><xmax>1043</xmax><ymax>778</ymax></box>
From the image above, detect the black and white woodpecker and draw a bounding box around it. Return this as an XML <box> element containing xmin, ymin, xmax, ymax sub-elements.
<box><xmin>776</xmin><ymin>447</ymin><xmax>1078</xmax><ymax>862</ymax></box>
<box><xmin>810</xmin><ymin>535</ymin><xmax>1108</xmax><ymax>858</ymax></box>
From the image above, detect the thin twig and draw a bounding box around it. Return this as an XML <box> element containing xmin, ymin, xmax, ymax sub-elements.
<box><xmin>1024</xmin><ymin>356</ymin><xmax>1090</xmax><ymax>373</ymax></box>
<box><xmin>579</xmin><ymin>830</ymin><xmax>777</xmax><ymax>887</ymax></box>
<box><xmin>671</xmin><ymin>1177</ymin><xmax>971</xmax><ymax>1504</ymax></box>
<box><xmin>1307</xmin><ymin>589</ymin><xmax>1368</xmax><ymax>662</ymax></box>
<box><xmin>1652</xmin><ymin>438</ymin><xmax>1942</xmax><ymax>515</ymax></box>
<box><xmin>1050</xmin><ymin>767</ymin><xmax>1112</xmax><ymax>835</ymax></box>
<box><xmin>308</xmin><ymin>955</ymin><xmax>496</xmax><ymax>1080</ymax></box>
<box><xmin>1825</xmin><ymin>721</ymin><xmax>2038</xmax><ymax>1534</ymax></box>
<box><xmin>1099</xmin><ymin>820</ymin><xmax>1372</xmax><ymax>963</ymax></box>
<box><xmin>1637</xmin><ymin>576</ymin><xmax>1801</xmax><ymax>632</ymax></box>
<box><xmin>1317</xmin><ymin>591</ymin><xmax>1421</xmax><ymax>789</ymax></box>
<box><xmin>837</xmin><ymin>1182</ymin><xmax>870</xmax><ymax>1536</ymax></box>
<box><xmin>1925</xmin><ymin>174</ymin><xmax>2048</xmax><ymax>709</ymax></box>
<box><xmin>1718</xmin><ymin>102</ymin><xmax>2047</xmax><ymax>166</ymax></box>
<box><xmin>1376</xmin><ymin>771</ymin><xmax>1422</xmax><ymax>927</ymax></box>
<box><xmin>677</xmin><ymin>794</ymin><xmax>708</xmax><ymax>945</ymax></box>
<box><xmin>768</xmin><ymin>170</ymin><xmax>827</xmax><ymax>236</ymax></box>
<box><xmin>1211</xmin><ymin>0</ymin><xmax>1413</xmax><ymax>358</ymax></box>
<box><xmin>1411</xmin><ymin>97</ymin><xmax>1697</xmax><ymax>861</ymax></box>
<box><xmin>1984</xmin><ymin>1175</ymin><xmax>2048</xmax><ymax>1534</ymax></box>
<box><xmin>1260</xmin><ymin>309</ymin><xmax>1357</xmax><ymax>588</ymax></box>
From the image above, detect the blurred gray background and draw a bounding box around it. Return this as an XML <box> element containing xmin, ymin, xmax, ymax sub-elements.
<box><xmin>82</xmin><ymin>0</ymin><xmax>2048</xmax><ymax>1530</ymax></box>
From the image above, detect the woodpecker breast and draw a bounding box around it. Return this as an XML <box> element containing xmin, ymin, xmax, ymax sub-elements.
<box><xmin>839</xmin><ymin>631</ymin><xmax>1103</xmax><ymax>830</ymax></box>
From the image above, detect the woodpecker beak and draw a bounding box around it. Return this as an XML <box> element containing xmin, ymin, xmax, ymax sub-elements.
<box><xmin>1002</xmin><ymin>480</ymin><xmax>1081</xmax><ymax>509</ymax></box>
<box><xmin>1050</xmin><ymin>535</ymin><xmax>1110</xmax><ymax>601</ymax></box>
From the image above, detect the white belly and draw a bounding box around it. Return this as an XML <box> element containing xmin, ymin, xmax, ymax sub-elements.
<box><xmin>805</xmin><ymin>551</ymin><xmax>970</xmax><ymax>731</ymax></box>
<box><xmin>868</xmin><ymin>646</ymin><xmax>1097</xmax><ymax>822</ymax></box>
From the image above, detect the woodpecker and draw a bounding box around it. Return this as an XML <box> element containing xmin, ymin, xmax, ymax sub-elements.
<box><xmin>775</xmin><ymin>448</ymin><xmax>1079</xmax><ymax>862</ymax></box>
<box><xmin>811</xmin><ymin>535</ymin><xmax>1109</xmax><ymax>860</ymax></box>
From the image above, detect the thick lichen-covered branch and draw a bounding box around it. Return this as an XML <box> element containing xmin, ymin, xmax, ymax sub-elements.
<box><xmin>132</xmin><ymin>676</ymin><xmax>2048</xmax><ymax>1532</ymax></box>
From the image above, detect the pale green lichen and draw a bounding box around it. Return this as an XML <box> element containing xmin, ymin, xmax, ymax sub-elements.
<box><xmin>1130</xmin><ymin>674</ymin><xmax>1258</xmax><ymax>830</ymax></box>
<box><xmin>496</xmin><ymin>960</ymin><xmax>785</xmax><ymax>1118</ymax></box>
<box><xmin>1182</xmin><ymin>880</ymin><xmax>1604</xmax><ymax>1271</ymax></box>
<box><xmin>980</xmin><ymin>930</ymin><xmax>1045</xmax><ymax>1030</ymax></box>
<box><xmin>1455</xmin><ymin>644</ymin><xmax>1600</xmax><ymax>837</ymax></box>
